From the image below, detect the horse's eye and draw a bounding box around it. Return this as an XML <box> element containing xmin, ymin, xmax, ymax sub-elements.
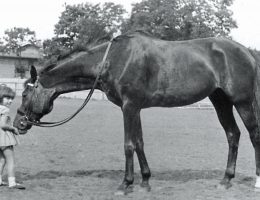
<box><xmin>26</xmin><ymin>84</ymin><xmax>34</xmax><ymax>91</ymax></box>
<box><xmin>22</xmin><ymin>89</ymin><xmax>30</xmax><ymax>97</ymax></box>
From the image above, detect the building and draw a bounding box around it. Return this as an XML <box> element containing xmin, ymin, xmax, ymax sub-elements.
<box><xmin>0</xmin><ymin>44</ymin><xmax>43</xmax><ymax>78</ymax></box>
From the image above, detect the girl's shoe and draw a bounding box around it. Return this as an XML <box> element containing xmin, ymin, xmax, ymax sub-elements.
<box><xmin>9</xmin><ymin>183</ymin><xmax>26</xmax><ymax>190</ymax></box>
<box><xmin>0</xmin><ymin>181</ymin><xmax>7</xmax><ymax>186</ymax></box>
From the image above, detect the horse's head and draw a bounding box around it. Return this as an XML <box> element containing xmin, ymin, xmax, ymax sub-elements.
<box><xmin>13</xmin><ymin>66</ymin><xmax>56</xmax><ymax>134</ymax></box>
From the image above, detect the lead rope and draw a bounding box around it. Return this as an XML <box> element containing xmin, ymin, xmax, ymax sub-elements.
<box><xmin>27</xmin><ymin>39</ymin><xmax>113</xmax><ymax>127</ymax></box>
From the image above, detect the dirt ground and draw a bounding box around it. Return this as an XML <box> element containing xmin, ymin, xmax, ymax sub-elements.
<box><xmin>1</xmin><ymin>97</ymin><xmax>260</xmax><ymax>200</ymax></box>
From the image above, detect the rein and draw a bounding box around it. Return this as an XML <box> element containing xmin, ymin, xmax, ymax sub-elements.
<box><xmin>25</xmin><ymin>39</ymin><xmax>113</xmax><ymax>128</ymax></box>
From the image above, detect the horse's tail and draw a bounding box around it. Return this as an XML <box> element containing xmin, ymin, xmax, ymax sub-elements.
<box><xmin>249</xmin><ymin>49</ymin><xmax>260</xmax><ymax>126</ymax></box>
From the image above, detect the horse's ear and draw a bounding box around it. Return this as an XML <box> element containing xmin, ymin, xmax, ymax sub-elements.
<box><xmin>30</xmin><ymin>65</ymin><xmax>37</xmax><ymax>83</ymax></box>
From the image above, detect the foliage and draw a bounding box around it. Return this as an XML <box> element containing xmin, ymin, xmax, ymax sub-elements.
<box><xmin>42</xmin><ymin>38</ymin><xmax>68</xmax><ymax>60</ymax></box>
<box><xmin>0</xmin><ymin>27</ymin><xmax>40</xmax><ymax>78</ymax></box>
<box><xmin>0</xmin><ymin>38</ymin><xmax>4</xmax><ymax>52</ymax></box>
<box><xmin>43</xmin><ymin>2</ymin><xmax>126</xmax><ymax>59</ymax></box>
<box><xmin>14</xmin><ymin>61</ymin><xmax>27</xmax><ymax>79</ymax></box>
<box><xmin>122</xmin><ymin>0</ymin><xmax>237</xmax><ymax>40</ymax></box>
<box><xmin>1</xmin><ymin>27</ymin><xmax>39</xmax><ymax>54</ymax></box>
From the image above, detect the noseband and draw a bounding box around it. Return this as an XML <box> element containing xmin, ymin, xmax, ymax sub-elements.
<box><xmin>19</xmin><ymin>38</ymin><xmax>113</xmax><ymax>128</ymax></box>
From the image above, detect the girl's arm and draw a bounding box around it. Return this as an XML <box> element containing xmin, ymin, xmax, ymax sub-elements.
<box><xmin>0</xmin><ymin>114</ymin><xmax>18</xmax><ymax>134</ymax></box>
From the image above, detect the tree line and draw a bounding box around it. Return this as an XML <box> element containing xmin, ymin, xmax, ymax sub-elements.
<box><xmin>0</xmin><ymin>0</ymin><xmax>237</xmax><ymax>61</ymax></box>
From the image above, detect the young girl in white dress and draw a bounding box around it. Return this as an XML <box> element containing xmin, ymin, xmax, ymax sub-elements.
<box><xmin>0</xmin><ymin>84</ymin><xmax>25</xmax><ymax>189</ymax></box>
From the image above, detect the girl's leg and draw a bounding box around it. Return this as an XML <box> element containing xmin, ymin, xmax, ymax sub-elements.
<box><xmin>3</xmin><ymin>146</ymin><xmax>25</xmax><ymax>189</ymax></box>
<box><xmin>0</xmin><ymin>149</ymin><xmax>6</xmax><ymax>184</ymax></box>
<box><xmin>2</xmin><ymin>146</ymin><xmax>15</xmax><ymax>178</ymax></box>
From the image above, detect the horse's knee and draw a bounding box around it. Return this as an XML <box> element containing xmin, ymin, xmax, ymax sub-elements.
<box><xmin>226</xmin><ymin>128</ymin><xmax>240</xmax><ymax>142</ymax></box>
<box><xmin>136</xmin><ymin>139</ymin><xmax>144</xmax><ymax>150</ymax></box>
<box><xmin>124</xmin><ymin>143</ymin><xmax>135</xmax><ymax>156</ymax></box>
<box><xmin>227</xmin><ymin>138</ymin><xmax>239</xmax><ymax>149</ymax></box>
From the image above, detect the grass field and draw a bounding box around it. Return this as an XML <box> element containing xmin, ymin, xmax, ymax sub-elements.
<box><xmin>1</xmin><ymin>97</ymin><xmax>260</xmax><ymax>200</ymax></box>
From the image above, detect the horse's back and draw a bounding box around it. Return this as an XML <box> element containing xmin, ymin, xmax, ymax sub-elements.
<box><xmin>153</xmin><ymin>36</ymin><xmax>255</xmax><ymax>105</ymax></box>
<box><xmin>113</xmin><ymin>33</ymin><xmax>257</xmax><ymax>107</ymax></box>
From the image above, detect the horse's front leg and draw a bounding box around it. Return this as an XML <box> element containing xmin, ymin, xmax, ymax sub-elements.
<box><xmin>135</xmin><ymin>112</ymin><xmax>151</xmax><ymax>191</ymax></box>
<box><xmin>116</xmin><ymin>102</ymin><xmax>140</xmax><ymax>195</ymax></box>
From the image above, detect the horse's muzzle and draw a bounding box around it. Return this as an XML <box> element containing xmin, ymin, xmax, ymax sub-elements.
<box><xmin>13</xmin><ymin>115</ymin><xmax>32</xmax><ymax>134</ymax></box>
<box><xmin>19</xmin><ymin>116</ymin><xmax>29</xmax><ymax>129</ymax></box>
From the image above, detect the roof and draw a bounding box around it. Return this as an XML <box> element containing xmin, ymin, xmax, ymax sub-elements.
<box><xmin>19</xmin><ymin>43</ymin><xmax>41</xmax><ymax>50</ymax></box>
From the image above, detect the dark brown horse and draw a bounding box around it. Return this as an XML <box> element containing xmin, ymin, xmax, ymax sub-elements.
<box><xmin>13</xmin><ymin>31</ymin><xmax>260</xmax><ymax>193</ymax></box>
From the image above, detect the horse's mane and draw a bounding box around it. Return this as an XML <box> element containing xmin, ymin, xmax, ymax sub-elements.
<box><xmin>114</xmin><ymin>29</ymin><xmax>154</xmax><ymax>41</ymax></box>
<box><xmin>40</xmin><ymin>30</ymin><xmax>153</xmax><ymax>74</ymax></box>
<box><xmin>128</xmin><ymin>29</ymin><xmax>153</xmax><ymax>37</ymax></box>
<box><xmin>40</xmin><ymin>46</ymin><xmax>90</xmax><ymax>74</ymax></box>
<box><xmin>40</xmin><ymin>34</ymin><xmax>115</xmax><ymax>74</ymax></box>
<box><xmin>56</xmin><ymin>45</ymin><xmax>89</xmax><ymax>61</ymax></box>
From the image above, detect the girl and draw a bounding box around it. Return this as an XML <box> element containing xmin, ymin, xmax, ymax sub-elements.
<box><xmin>0</xmin><ymin>84</ymin><xmax>25</xmax><ymax>189</ymax></box>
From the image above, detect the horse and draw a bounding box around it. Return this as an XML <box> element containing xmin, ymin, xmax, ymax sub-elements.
<box><xmin>13</xmin><ymin>31</ymin><xmax>260</xmax><ymax>193</ymax></box>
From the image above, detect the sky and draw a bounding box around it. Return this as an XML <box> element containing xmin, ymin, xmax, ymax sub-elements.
<box><xmin>0</xmin><ymin>0</ymin><xmax>259</xmax><ymax>49</ymax></box>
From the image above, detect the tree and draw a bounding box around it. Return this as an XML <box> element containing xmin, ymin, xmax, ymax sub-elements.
<box><xmin>122</xmin><ymin>0</ymin><xmax>237</xmax><ymax>40</ymax></box>
<box><xmin>0</xmin><ymin>27</ymin><xmax>40</xmax><ymax>78</ymax></box>
<box><xmin>0</xmin><ymin>38</ymin><xmax>4</xmax><ymax>52</ymax></box>
<box><xmin>43</xmin><ymin>2</ymin><xmax>126</xmax><ymax>58</ymax></box>
<box><xmin>42</xmin><ymin>38</ymin><xmax>69</xmax><ymax>60</ymax></box>
<box><xmin>2</xmin><ymin>27</ymin><xmax>39</xmax><ymax>54</ymax></box>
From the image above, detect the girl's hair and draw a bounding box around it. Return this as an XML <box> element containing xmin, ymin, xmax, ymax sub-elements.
<box><xmin>0</xmin><ymin>84</ymin><xmax>16</xmax><ymax>103</ymax></box>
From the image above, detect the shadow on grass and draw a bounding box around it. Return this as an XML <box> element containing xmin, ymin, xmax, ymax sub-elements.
<box><xmin>15</xmin><ymin>169</ymin><xmax>254</xmax><ymax>187</ymax></box>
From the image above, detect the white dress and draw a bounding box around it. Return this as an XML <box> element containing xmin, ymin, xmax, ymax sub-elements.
<box><xmin>0</xmin><ymin>105</ymin><xmax>19</xmax><ymax>147</ymax></box>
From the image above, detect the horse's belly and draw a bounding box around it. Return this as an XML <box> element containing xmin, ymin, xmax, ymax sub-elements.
<box><xmin>147</xmin><ymin>76</ymin><xmax>216</xmax><ymax>107</ymax></box>
<box><xmin>148</xmin><ymin>92</ymin><xmax>208</xmax><ymax>107</ymax></box>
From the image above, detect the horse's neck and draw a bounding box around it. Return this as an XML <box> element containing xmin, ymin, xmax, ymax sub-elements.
<box><xmin>40</xmin><ymin>73</ymin><xmax>98</xmax><ymax>95</ymax></box>
<box><xmin>39</xmin><ymin>62</ymin><xmax>99</xmax><ymax>95</ymax></box>
<box><xmin>39</xmin><ymin>41</ymin><xmax>110</xmax><ymax>94</ymax></box>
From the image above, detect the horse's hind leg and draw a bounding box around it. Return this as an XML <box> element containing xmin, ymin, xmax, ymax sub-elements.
<box><xmin>235</xmin><ymin>100</ymin><xmax>260</xmax><ymax>188</ymax></box>
<box><xmin>209</xmin><ymin>90</ymin><xmax>241</xmax><ymax>189</ymax></box>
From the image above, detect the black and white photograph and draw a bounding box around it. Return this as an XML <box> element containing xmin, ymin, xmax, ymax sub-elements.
<box><xmin>0</xmin><ymin>0</ymin><xmax>260</xmax><ymax>199</ymax></box>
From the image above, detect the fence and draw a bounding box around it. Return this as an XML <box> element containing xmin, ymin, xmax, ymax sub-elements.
<box><xmin>0</xmin><ymin>78</ymin><xmax>213</xmax><ymax>108</ymax></box>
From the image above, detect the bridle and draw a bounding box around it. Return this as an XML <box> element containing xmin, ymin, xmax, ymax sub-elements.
<box><xmin>19</xmin><ymin>38</ymin><xmax>113</xmax><ymax>128</ymax></box>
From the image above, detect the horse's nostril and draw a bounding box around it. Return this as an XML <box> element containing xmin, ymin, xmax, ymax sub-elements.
<box><xmin>18</xmin><ymin>117</ymin><xmax>29</xmax><ymax>129</ymax></box>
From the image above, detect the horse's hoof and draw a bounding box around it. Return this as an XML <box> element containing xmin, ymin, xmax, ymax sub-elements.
<box><xmin>217</xmin><ymin>181</ymin><xmax>232</xmax><ymax>190</ymax></box>
<box><xmin>139</xmin><ymin>183</ymin><xmax>151</xmax><ymax>192</ymax></box>
<box><xmin>138</xmin><ymin>186</ymin><xmax>151</xmax><ymax>193</ymax></box>
<box><xmin>114</xmin><ymin>185</ymin><xmax>134</xmax><ymax>195</ymax></box>
<box><xmin>114</xmin><ymin>190</ymin><xmax>126</xmax><ymax>196</ymax></box>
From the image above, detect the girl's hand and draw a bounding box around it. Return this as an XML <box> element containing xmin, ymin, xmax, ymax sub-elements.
<box><xmin>13</xmin><ymin>127</ymin><xmax>19</xmax><ymax>135</ymax></box>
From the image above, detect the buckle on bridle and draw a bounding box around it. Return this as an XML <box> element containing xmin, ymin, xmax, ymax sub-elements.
<box><xmin>17</xmin><ymin>109</ymin><xmax>33</xmax><ymax>126</ymax></box>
